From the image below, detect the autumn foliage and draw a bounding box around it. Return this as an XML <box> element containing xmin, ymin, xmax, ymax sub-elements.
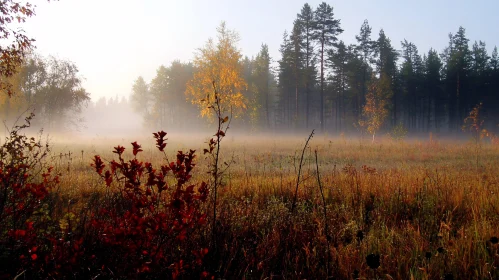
<box><xmin>0</xmin><ymin>114</ymin><xmax>59</xmax><ymax>278</ymax></box>
<box><xmin>359</xmin><ymin>75</ymin><xmax>391</xmax><ymax>142</ymax></box>
<box><xmin>0</xmin><ymin>0</ymin><xmax>36</xmax><ymax>97</ymax></box>
<box><xmin>0</xmin><ymin>120</ymin><xmax>211</xmax><ymax>279</ymax></box>
<box><xmin>87</xmin><ymin>131</ymin><xmax>210</xmax><ymax>278</ymax></box>
<box><xmin>462</xmin><ymin>102</ymin><xmax>488</xmax><ymax>142</ymax></box>
<box><xmin>186</xmin><ymin>22</ymin><xmax>247</xmax><ymax>120</ymax></box>
<box><xmin>2</xmin><ymin>111</ymin><xmax>499</xmax><ymax>279</ymax></box>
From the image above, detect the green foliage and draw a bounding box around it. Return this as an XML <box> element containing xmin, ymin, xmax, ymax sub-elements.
<box><xmin>120</xmin><ymin>4</ymin><xmax>499</xmax><ymax>137</ymax></box>
<box><xmin>355</xmin><ymin>19</ymin><xmax>376</xmax><ymax>64</ymax></box>
<box><xmin>6</xmin><ymin>55</ymin><xmax>90</xmax><ymax>130</ymax></box>
<box><xmin>252</xmin><ymin>44</ymin><xmax>272</xmax><ymax>129</ymax></box>
<box><xmin>390</xmin><ymin>122</ymin><xmax>408</xmax><ymax>141</ymax></box>
<box><xmin>148</xmin><ymin>61</ymin><xmax>196</xmax><ymax>128</ymax></box>
<box><xmin>130</xmin><ymin>76</ymin><xmax>151</xmax><ymax>118</ymax></box>
<box><xmin>313</xmin><ymin>2</ymin><xmax>343</xmax><ymax>132</ymax></box>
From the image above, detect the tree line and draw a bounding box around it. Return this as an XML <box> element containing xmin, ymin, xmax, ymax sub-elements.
<box><xmin>132</xmin><ymin>3</ymin><xmax>499</xmax><ymax>137</ymax></box>
<box><xmin>0</xmin><ymin>54</ymin><xmax>90</xmax><ymax>131</ymax></box>
<box><xmin>0</xmin><ymin>0</ymin><xmax>90</xmax><ymax>133</ymax></box>
<box><xmin>278</xmin><ymin>6</ymin><xmax>499</xmax><ymax>135</ymax></box>
<box><xmin>0</xmin><ymin>2</ymin><xmax>496</xmax><ymax>136</ymax></box>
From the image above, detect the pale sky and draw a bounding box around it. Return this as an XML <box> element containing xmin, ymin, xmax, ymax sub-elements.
<box><xmin>23</xmin><ymin>0</ymin><xmax>499</xmax><ymax>101</ymax></box>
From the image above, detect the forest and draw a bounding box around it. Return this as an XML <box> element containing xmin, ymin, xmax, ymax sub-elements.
<box><xmin>126</xmin><ymin>4</ymin><xmax>499</xmax><ymax>138</ymax></box>
<box><xmin>2</xmin><ymin>3</ymin><xmax>498</xmax><ymax>139</ymax></box>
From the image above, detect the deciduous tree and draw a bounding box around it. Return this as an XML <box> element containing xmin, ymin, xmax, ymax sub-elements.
<box><xmin>186</xmin><ymin>22</ymin><xmax>247</xmax><ymax>121</ymax></box>
<box><xmin>0</xmin><ymin>0</ymin><xmax>36</xmax><ymax>97</ymax></box>
<box><xmin>131</xmin><ymin>76</ymin><xmax>152</xmax><ymax>120</ymax></box>
<box><xmin>360</xmin><ymin>76</ymin><xmax>390</xmax><ymax>142</ymax></box>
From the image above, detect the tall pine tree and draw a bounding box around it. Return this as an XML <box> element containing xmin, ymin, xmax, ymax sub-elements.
<box><xmin>296</xmin><ymin>3</ymin><xmax>316</xmax><ymax>129</ymax></box>
<box><xmin>313</xmin><ymin>2</ymin><xmax>343</xmax><ymax>132</ymax></box>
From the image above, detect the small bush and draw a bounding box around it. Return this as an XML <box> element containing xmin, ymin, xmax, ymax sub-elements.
<box><xmin>85</xmin><ymin>131</ymin><xmax>210</xmax><ymax>278</ymax></box>
<box><xmin>0</xmin><ymin>113</ymin><xmax>59</xmax><ymax>278</ymax></box>
<box><xmin>390</xmin><ymin>122</ymin><xmax>408</xmax><ymax>141</ymax></box>
<box><xmin>0</xmin><ymin>126</ymin><xmax>211</xmax><ymax>279</ymax></box>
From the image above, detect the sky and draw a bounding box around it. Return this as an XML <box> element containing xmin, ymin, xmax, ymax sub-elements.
<box><xmin>22</xmin><ymin>0</ymin><xmax>499</xmax><ymax>102</ymax></box>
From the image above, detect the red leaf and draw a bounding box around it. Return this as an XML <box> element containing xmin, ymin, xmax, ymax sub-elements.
<box><xmin>131</xmin><ymin>141</ymin><xmax>143</xmax><ymax>156</ymax></box>
<box><xmin>113</xmin><ymin>145</ymin><xmax>125</xmax><ymax>155</ymax></box>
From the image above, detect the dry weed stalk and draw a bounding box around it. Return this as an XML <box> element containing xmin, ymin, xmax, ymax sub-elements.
<box><xmin>291</xmin><ymin>129</ymin><xmax>314</xmax><ymax>214</ymax></box>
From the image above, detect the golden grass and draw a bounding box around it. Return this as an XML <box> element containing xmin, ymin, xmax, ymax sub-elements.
<box><xmin>48</xmin><ymin>134</ymin><xmax>499</xmax><ymax>279</ymax></box>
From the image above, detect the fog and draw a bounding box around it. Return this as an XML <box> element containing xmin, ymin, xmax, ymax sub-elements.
<box><xmin>3</xmin><ymin>2</ymin><xmax>499</xmax><ymax>147</ymax></box>
<box><xmin>70</xmin><ymin>94</ymin><xmax>483</xmax><ymax>147</ymax></box>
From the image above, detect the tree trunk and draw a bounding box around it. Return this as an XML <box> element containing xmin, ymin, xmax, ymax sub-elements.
<box><xmin>320</xmin><ymin>39</ymin><xmax>325</xmax><ymax>133</ymax></box>
<box><xmin>294</xmin><ymin>61</ymin><xmax>299</xmax><ymax>129</ymax></box>
<box><xmin>266</xmin><ymin>75</ymin><xmax>270</xmax><ymax>129</ymax></box>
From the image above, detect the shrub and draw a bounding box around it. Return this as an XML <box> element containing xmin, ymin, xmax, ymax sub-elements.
<box><xmin>0</xmin><ymin>113</ymin><xmax>59</xmax><ymax>278</ymax></box>
<box><xmin>1</xmin><ymin>126</ymin><xmax>211</xmax><ymax>279</ymax></box>
<box><xmin>87</xmin><ymin>131</ymin><xmax>210</xmax><ymax>278</ymax></box>
<box><xmin>390</xmin><ymin>122</ymin><xmax>408</xmax><ymax>141</ymax></box>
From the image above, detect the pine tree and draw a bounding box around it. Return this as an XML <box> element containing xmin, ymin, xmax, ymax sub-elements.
<box><xmin>489</xmin><ymin>46</ymin><xmax>499</xmax><ymax>72</ymax></box>
<box><xmin>253</xmin><ymin>44</ymin><xmax>272</xmax><ymax>129</ymax></box>
<box><xmin>400</xmin><ymin>40</ymin><xmax>423</xmax><ymax>130</ymax></box>
<box><xmin>345</xmin><ymin>45</ymin><xmax>365</xmax><ymax>129</ymax></box>
<box><xmin>441</xmin><ymin>26</ymin><xmax>471</xmax><ymax>131</ymax></box>
<box><xmin>426</xmin><ymin>49</ymin><xmax>443</xmax><ymax>131</ymax></box>
<box><xmin>470</xmin><ymin>41</ymin><xmax>489</xmax><ymax>107</ymax></box>
<box><xmin>313</xmin><ymin>2</ymin><xmax>343</xmax><ymax>132</ymax></box>
<box><xmin>290</xmin><ymin>21</ymin><xmax>305</xmax><ymax>128</ymax></box>
<box><xmin>375</xmin><ymin>29</ymin><xmax>398</xmax><ymax>127</ymax></box>
<box><xmin>355</xmin><ymin>20</ymin><xmax>376</xmax><ymax>120</ymax></box>
<box><xmin>296</xmin><ymin>3</ymin><xmax>316</xmax><ymax>129</ymax></box>
<box><xmin>327</xmin><ymin>41</ymin><xmax>349</xmax><ymax>131</ymax></box>
<box><xmin>488</xmin><ymin>46</ymin><xmax>499</xmax><ymax>122</ymax></box>
<box><xmin>277</xmin><ymin>31</ymin><xmax>294</xmax><ymax>128</ymax></box>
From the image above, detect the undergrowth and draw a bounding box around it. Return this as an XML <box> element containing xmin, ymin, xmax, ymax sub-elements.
<box><xmin>1</xmin><ymin>115</ymin><xmax>499</xmax><ymax>279</ymax></box>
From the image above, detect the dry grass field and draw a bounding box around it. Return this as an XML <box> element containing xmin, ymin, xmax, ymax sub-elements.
<box><xmin>0</xmin><ymin>126</ymin><xmax>499</xmax><ymax>279</ymax></box>
<box><xmin>32</xmin><ymin>132</ymin><xmax>498</xmax><ymax>279</ymax></box>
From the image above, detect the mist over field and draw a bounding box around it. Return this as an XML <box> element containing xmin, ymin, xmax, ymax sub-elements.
<box><xmin>3</xmin><ymin>2</ymin><xmax>499</xmax><ymax>141</ymax></box>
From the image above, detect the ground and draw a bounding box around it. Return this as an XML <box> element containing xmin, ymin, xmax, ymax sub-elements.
<box><xmin>43</xmin><ymin>132</ymin><xmax>499</xmax><ymax>279</ymax></box>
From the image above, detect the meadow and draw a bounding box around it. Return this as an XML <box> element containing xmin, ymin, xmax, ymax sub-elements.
<box><xmin>2</xmin><ymin>126</ymin><xmax>499</xmax><ymax>279</ymax></box>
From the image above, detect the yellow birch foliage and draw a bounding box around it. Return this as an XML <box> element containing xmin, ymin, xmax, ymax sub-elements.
<box><xmin>186</xmin><ymin>22</ymin><xmax>247</xmax><ymax>120</ymax></box>
<box><xmin>0</xmin><ymin>69</ymin><xmax>28</xmax><ymax>122</ymax></box>
<box><xmin>359</xmin><ymin>75</ymin><xmax>391</xmax><ymax>141</ymax></box>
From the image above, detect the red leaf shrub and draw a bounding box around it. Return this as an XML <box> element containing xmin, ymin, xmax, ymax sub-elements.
<box><xmin>0</xmin><ymin>114</ymin><xmax>58</xmax><ymax>278</ymax></box>
<box><xmin>0</xmin><ymin>125</ymin><xmax>211</xmax><ymax>279</ymax></box>
<box><xmin>87</xmin><ymin>131</ymin><xmax>210</xmax><ymax>278</ymax></box>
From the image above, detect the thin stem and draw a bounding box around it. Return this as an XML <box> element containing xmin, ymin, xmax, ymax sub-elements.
<box><xmin>291</xmin><ymin>129</ymin><xmax>314</xmax><ymax>214</ymax></box>
<box><xmin>314</xmin><ymin>149</ymin><xmax>330</xmax><ymax>277</ymax></box>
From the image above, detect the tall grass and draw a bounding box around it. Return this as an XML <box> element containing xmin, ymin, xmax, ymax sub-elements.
<box><xmin>2</xmin><ymin>131</ymin><xmax>499</xmax><ymax>279</ymax></box>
